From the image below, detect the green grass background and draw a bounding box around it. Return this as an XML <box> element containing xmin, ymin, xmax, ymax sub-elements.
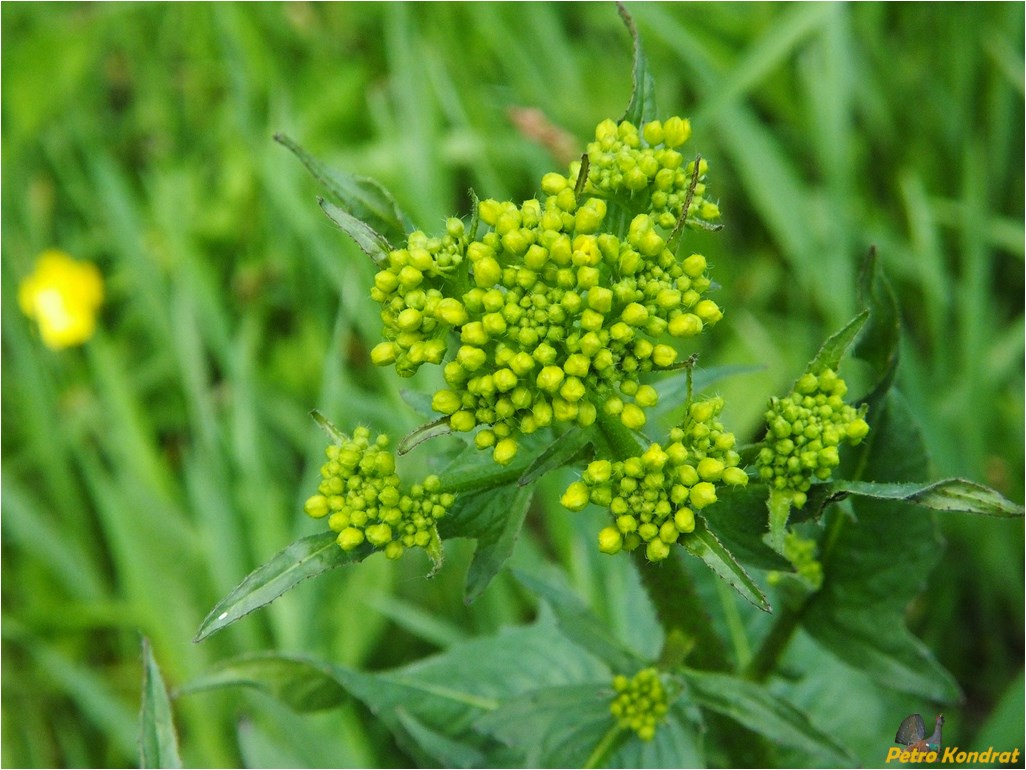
<box><xmin>2</xmin><ymin>3</ymin><xmax>1022</xmax><ymax>767</ymax></box>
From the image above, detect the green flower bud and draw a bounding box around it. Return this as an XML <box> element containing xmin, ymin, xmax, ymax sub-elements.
<box><xmin>674</xmin><ymin>507</ymin><xmax>695</xmax><ymax>533</ymax></box>
<box><xmin>456</xmin><ymin>345</ymin><xmax>487</xmax><ymax>371</ymax></box>
<box><xmin>541</xmin><ymin>172</ymin><xmax>568</xmax><ymax>195</ymax></box>
<box><xmin>365</xmin><ymin>523</ymin><xmax>392</xmax><ymax>547</ymax></box>
<box><xmin>646</xmin><ymin>538</ymin><xmax>670</xmax><ymax>562</ymax></box>
<box><xmin>643</xmin><ymin>120</ymin><xmax>664</xmax><ymax>146</ymax></box>
<box><xmin>721</xmin><ymin>466</ymin><xmax>749</xmax><ymax>486</ymax></box>
<box><xmin>846</xmin><ymin>418</ymin><xmax>870</xmax><ymax>443</ymax></box>
<box><xmin>461</xmin><ymin>321</ymin><xmax>489</xmax><ymax>346</ymax></box>
<box><xmin>587</xmin><ymin>286</ymin><xmax>614</xmax><ymax>314</ymax></box>
<box><xmin>559</xmin><ymin>376</ymin><xmax>587</xmax><ymax>403</ymax></box>
<box><xmin>635</xmin><ymin>385</ymin><xmax>659</xmax><ymax>408</ymax></box>
<box><xmin>697</xmin><ymin>457</ymin><xmax>725</xmax><ymax>482</ymax></box>
<box><xmin>689</xmin><ymin>481</ymin><xmax>717</xmax><ymax>509</ymax></box>
<box><xmin>575</xmin><ymin>198</ymin><xmax>607</xmax><ymax>234</ymax></box>
<box><xmin>474</xmin><ymin>256</ymin><xmax>502</xmax><ymax>287</ymax></box>
<box><xmin>621</xmin><ymin>302</ymin><xmax>649</xmax><ymax>327</ymax></box>
<box><xmin>536</xmin><ymin>365</ymin><xmax>565</xmax><ymax>393</ymax></box>
<box><xmin>694</xmin><ymin>299</ymin><xmax>723</xmax><ymax>325</ymax></box>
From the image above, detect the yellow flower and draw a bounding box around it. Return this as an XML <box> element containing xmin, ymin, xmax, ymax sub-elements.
<box><xmin>18</xmin><ymin>250</ymin><xmax>103</xmax><ymax>350</ymax></box>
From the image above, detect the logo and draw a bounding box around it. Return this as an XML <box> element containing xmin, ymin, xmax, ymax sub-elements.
<box><xmin>885</xmin><ymin>713</ymin><xmax>1022</xmax><ymax>765</ymax></box>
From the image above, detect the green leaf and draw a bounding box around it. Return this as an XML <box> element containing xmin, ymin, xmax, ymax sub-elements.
<box><xmin>512</xmin><ymin>570</ymin><xmax>644</xmax><ymax>674</ymax></box>
<box><xmin>517</xmin><ymin>426</ymin><xmax>593</xmax><ymax>487</ymax></box>
<box><xmin>436</xmin><ymin>433</ymin><xmax>550</xmax><ymax>494</ymax></box>
<box><xmin>176</xmin><ymin>653</ymin><xmax>349</xmax><ymax>713</ymax></box>
<box><xmin>683</xmin><ymin>517</ymin><xmax>772</xmax><ymax>612</ymax></box>
<box><xmin>139</xmin><ymin>638</ymin><xmax>182</xmax><ymax>769</ymax></box>
<box><xmin>700</xmin><ymin>484</ymin><xmax>791</xmax><ymax>571</ymax></box>
<box><xmin>194</xmin><ymin>533</ymin><xmax>373</xmax><ymax>642</ymax></box>
<box><xmin>475</xmin><ymin>683</ymin><xmax>616</xmax><ymax>768</ymax></box>
<box><xmin>683</xmin><ymin>670</ymin><xmax>857</xmax><ymax>766</ymax></box>
<box><xmin>394</xmin><ymin>708</ymin><xmax>486</xmax><ymax>769</ymax></box>
<box><xmin>801</xmin><ymin>391</ymin><xmax>962</xmax><ymax>702</ymax></box>
<box><xmin>617</xmin><ymin>3</ymin><xmax>658</xmax><ymax>126</ymax></box>
<box><xmin>765</xmin><ymin>486</ymin><xmax>793</xmax><ymax>555</ymax></box>
<box><xmin>274</xmin><ymin>132</ymin><xmax>410</xmax><ymax>244</ymax></box>
<box><xmin>318</xmin><ymin>197</ymin><xmax>392</xmax><ymax>265</ymax></box>
<box><xmin>828</xmin><ymin>478</ymin><xmax>1025</xmax><ymax>517</ymax></box>
<box><xmin>328</xmin><ymin>614</ymin><xmax>610</xmax><ymax>742</ymax></box>
<box><xmin>807</xmin><ymin>309</ymin><xmax>869</xmax><ymax>375</ymax></box>
<box><xmin>853</xmin><ymin>247</ymin><xmax>901</xmax><ymax>404</ymax></box>
<box><xmin>608</xmin><ymin>701</ymin><xmax>705</xmax><ymax>769</ymax></box>
<box><xmin>438</xmin><ymin>482</ymin><xmax>534</xmax><ymax>602</ymax></box>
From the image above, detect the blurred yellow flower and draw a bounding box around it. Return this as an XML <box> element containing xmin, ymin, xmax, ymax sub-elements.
<box><xmin>18</xmin><ymin>249</ymin><xmax>104</xmax><ymax>350</ymax></box>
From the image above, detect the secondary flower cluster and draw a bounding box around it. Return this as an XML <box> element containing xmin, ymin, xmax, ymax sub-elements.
<box><xmin>369</xmin><ymin>117</ymin><xmax>723</xmax><ymax>465</ymax></box>
<box><xmin>561</xmin><ymin>397</ymin><xmax>748</xmax><ymax>562</ymax></box>
<box><xmin>582</xmin><ymin>117</ymin><xmax>720</xmax><ymax>229</ymax></box>
<box><xmin>303</xmin><ymin>427</ymin><xmax>455</xmax><ymax>559</ymax></box>
<box><xmin>755</xmin><ymin>369</ymin><xmax>869</xmax><ymax>508</ymax></box>
<box><xmin>610</xmin><ymin>667</ymin><xmax>669</xmax><ymax>742</ymax></box>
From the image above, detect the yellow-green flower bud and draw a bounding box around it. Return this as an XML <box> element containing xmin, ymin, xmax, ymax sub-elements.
<box><xmin>337</xmin><ymin>527</ymin><xmax>365</xmax><ymax>551</ymax></box>
<box><xmin>370</xmin><ymin>342</ymin><xmax>399</xmax><ymax>366</ymax></box>
<box><xmin>662</xmin><ymin>116</ymin><xmax>691</xmax><ymax>147</ymax></box>
<box><xmin>365</xmin><ymin>523</ymin><xmax>392</xmax><ymax>547</ymax></box>
<box><xmin>652</xmin><ymin>344</ymin><xmax>677</xmax><ymax>368</ymax></box>
<box><xmin>537</xmin><ymin>365</ymin><xmax>565</xmax><ymax>392</ymax></box>
<box><xmin>541</xmin><ymin>172</ymin><xmax>568</xmax><ymax>195</ymax></box>
<box><xmin>374</xmin><ymin>270</ymin><xmax>399</xmax><ymax>294</ymax></box>
<box><xmin>474</xmin><ymin>256</ymin><xmax>502</xmax><ymax>288</ymax></box>
<box><xmin>575</xmin><ymin>198</ymin><xmax>607</xmax><ymax>234</ymax></box>
<box><xmin>721</xmin><ymin>466</ymin><xmax>749</xmax><ymax>486</ymax></box>
<box><xmin>646</xmin><ymin>538</ymin><xmax>670</xmax><ymax>562</ymax></box>
<box><xmin>642</xmin><ymin>120</ymin><xmax>664</xmax><ymax>146</ymax></box>
<box><xmin>846</xmin><ymin>418</ymin><xmax>870</xmax><ymax>443</ymax></box>
<box><xmin>559</xmin><ymin>376</ymin><xmax>587</xmax><ymax>403</ymax></box>
<box><xmin>694</xmin><ymin>299</ymin><xmax>723</xmax><ymax>325</ymax></box>
<box><xmin>564</xmin><ymin>353</ymin><xmax>591</xmax><ymax>378</ymax></box>
<box><xmin>635</xmin><ymin>385</ymin><xmax>659</xmax><ymax>408</ymax></box>
<box><xmin>304</xmin><ymin>495</ymin><xmax>330</xmax><ymax>519</ymax></box>
<box><xmin>562</xmin><ymin>481</ymin><xmax>591</xmax><ymax>511</ymax></box>
<box><xmin>668</xmin><ymin>313</ymin><xmax>703</xmax><ymax>337</ymax></box>
<box><xmin>697</xmin><ymin>457</ymin><xmax>725</xmax><ymax>482</ymax></box>
<box><xmin>621</xmin><ymin>302</ymin><xmax>649</xmax><ymax>327</ymax></box>
<box><xmin>598</xmin><ymin>526</ymin><xmax>624</xmax><ymax>555</ymax></box>
<box><xmin>621</xmin><ymin>403</ymin><xmax>647</xmax><ymax>430</ymax></box>
<box><xmin>587</xmin><ymin>286</ymin><xmax>614</xmax><ymax>314</ymax></box>
<box><xmin>478</xmin><ymin>198</ymin><xmax>503</xmax><ymax>226</ymax></box>
<box><xmin>493</xmin><ymin>438</ymin><xmax>518</xmax><ymax>465</ymax></box>
<box><xmin>456</xmin><ymin>345</ymin><xmax>487</xmax><ymax>371</ymax></box>
<box><xmin>475</xmin><ymin>429</ymin><xmax>496</xmax><ymax>449</ymax></box>
<box><xmin>674</xmin><ymin>507</ymin><xmax>695</xmax><ymax>533</ymax></box>
<box><xmin>449</xmin><ymin>410</ymin><xmax>476</xmax><ymax>432</ymax></box>
<box><xmin>682</xmin><ymin>253</ymin><xmax>707</xmax><ymax>278</ymax></box>
<box><xmin>689</xmin><ymin>481</ymin><xmax>717</xmax><ymax>509</ymax></box>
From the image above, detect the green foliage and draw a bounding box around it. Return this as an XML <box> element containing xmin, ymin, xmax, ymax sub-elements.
<box><xmin>2</xmin><ymin>3</ymin><xmax>1022</xmax><ymax>768</ymax></box>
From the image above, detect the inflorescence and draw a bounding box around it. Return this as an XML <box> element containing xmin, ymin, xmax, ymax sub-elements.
<box><xmin>561</xmin><ymin>396</ymin><xmax>748</xmax><ymax>562</ymax></box>
<box><xmin>755</xmin><ymin>368</ymin><xmax>869</xmax><ymax>508</ymax></box>
<box><xmin>304</xmin><ymin>427</ymin><xmax>455</xmax><ymax>558</ymax></box>
<box><xmin>610</xmin><ymin>667</ymin><xmax>670</xmax><ymax>742</ymax></box>
<box><xmin>368</xmin><ymin>117</ymin><xmax>722</xmax><ymax>466</ymax></box>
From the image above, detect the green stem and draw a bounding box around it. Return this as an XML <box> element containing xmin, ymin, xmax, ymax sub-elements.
<box><xmin>596</xmin><ymin>412</ymin><xmax>731</xmax><ymax>672</ymax></box>
<box><xmin>742</xmin><ymin>504</ymin><xmax>851</xmax><ymax>681</ymax></box>
<box><xmin>583</xmin><ymin>724</ymin><xmax>627</xmax><ymax>769</ymax></box>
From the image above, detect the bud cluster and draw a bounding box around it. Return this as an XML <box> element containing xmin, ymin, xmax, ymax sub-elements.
<box><xmin>755</xmin><ymin>368</ymin><xmax>870</xmax><ymax>508</ymax></box>
<box><xmin>303</xmin><ymin>427</ymin><xmax>456</xmax><ymax>559</ymax></box>
<box><xmin>780</xmin><ymin>530</ymin><xmax>823</xmax><ymax>589</ymax></box>
<box><xmin>561</xmin><ymin>397</ymin><xmax>748</xmax><ymax>562</ymax></box>
<box><xmin>610</xmin><ymin>667</ymin><xmax>669</xmax><ymax>742</ymax></box>
<box><xmin>579</xmin><ymin>117</ymin><xmax>720</xmax><ymax>229</ymax></box>
<box><xmin>369</xmin><ymin>118</ymin><xmax>724</xmax><ymax>466</ymax></box>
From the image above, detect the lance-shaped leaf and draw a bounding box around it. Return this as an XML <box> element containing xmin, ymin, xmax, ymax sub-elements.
<box><xmin>139</xmin><ymin>638</ymin><xmax>182</xmax><ymax>769</ymax></box>
<box><xmin>275</xmin><ymin>132</ymin><xmax>411</xmax><ymax>244</ymax></box>
<box><xmin>438</xmin><ymin>482</ymin><xmax>534</xmax><ymax>603</ymax></box>
<box><xmin>517</xmin><ymin>427</ymin><xmax>593</xmax><ymax>487</ymax></box>
<box><xmin>394</xmin><ymin>708</ymin><xmax>487</xmax><ymax>769</ymax></box>
<box><xmin>318</xmin><ymin>197</ymin><xmax>392</xmax><ymax>265</ymax></box>
<box><xmin>853</xmin><ymin>247</ymin><xmax>901</xmax><ymax>405</ymax></box>
<box><xmin>617</xmin><ymin>3</ymin><xmax>658</xmax><ymax>126</ymax></box>
<box><xmin>177</xmin><ymin>653</ymin><xmax>349</xmax><ymax>713</ymax></box>
<box><xmin>683</xmin><ymin>517</ymin><xmax>772</xmax><ymax>612</ymax></box>
<box><xmin>683</xmin><ymin>670</ymin><xmax>857</xmax><ymax>767</ymax></box>
<box><xmin>806</xmin><ymin>309</ymin><xmax>869</xmax><ymax>376</ymax></box>
<box><xmin>512</xmin><ymin>570</ymin><xmax>644</xmax><ymax>674</ymax></box>
<box><xmin>801</xmin><ymin>390</ymin><xmax>962</xmax><ymax>702</ymax></box>
<box><xmin>828</xmin><ymin>478</ymin><xmax>1024</xmax><ymax>518</ymax></box>
<box><xmin>194</xmin><ymin>534</ymin><xmax>373</xmax><ymax>641</ymax></box>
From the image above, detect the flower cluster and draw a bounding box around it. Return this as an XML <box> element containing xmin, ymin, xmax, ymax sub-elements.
<box><xmin>779</xmin><ymin>530</ymin><xmax>824</xmax><ymax>589</ymax></box>
<box><xmin>582</xmin><ymin>117</ymin><xmax>720</xmax><ymax>229</ymax></box>
<box><xmin>610</xmin><ymin>667</ymin><xmax>669</xmax><ymax>742</ymax></box>
<box><xmin>368</xmin><ymin>117</ymin><xmax>723</xmax><ymax>465</ymax></box>
<box><xmin>561</xmin><ymin>397</ymin><xmax>748</xmax><ymax>562</ymax></box>
<box><xmin>303</xmin><ymin>427</ymin><xmax>455</xmax><ymax>559</ymax></box>
<box><xmin>18</xmin><ymin>249</ymin><xmax>104</xmax><ymax>350</ymax></box>
<box><xmin>755</xmin><ymin>368</ymin><xmax>869</xmax><ymax>508</ymax></box>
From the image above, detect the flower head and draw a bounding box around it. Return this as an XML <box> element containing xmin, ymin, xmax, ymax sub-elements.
<box><xmin>369</xmin><ymin>118</ymin><xmax>725</xmax><ymax>465</ymax></box>
<box><xmin>610</xmin><ymin>667</ymin><xmax>669</xmax><ymax>741</ymax></box>
<box><xmin>304</xmin><ymin>427</ymin><xmax>456</xmax><ymax>559</ymax></box>
<box><xmin>18</xmin><ymin>250</ymin><xmax>103</xmax><ymax>350</ymax></box>
<box><xmin>755</xmin><ymin>368</ymin><xmax>869</xmax><ymax>507</ymax></box>
<box><xmin>562</xmin><ymin>396</ymin><xmax>748</xmax><ymax>562</ymax></box>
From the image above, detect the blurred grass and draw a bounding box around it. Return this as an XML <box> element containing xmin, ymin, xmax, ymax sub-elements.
<box><xmin>1</xmin><ymin>3</ymin><xmax>1022</xmax><ymax>767</ymax></box>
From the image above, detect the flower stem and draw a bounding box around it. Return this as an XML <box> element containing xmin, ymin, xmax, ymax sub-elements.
<box><xmin>596</xmin><ymin>412</ymin><xmax>731</xmax><ymax>672</ymax></box>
